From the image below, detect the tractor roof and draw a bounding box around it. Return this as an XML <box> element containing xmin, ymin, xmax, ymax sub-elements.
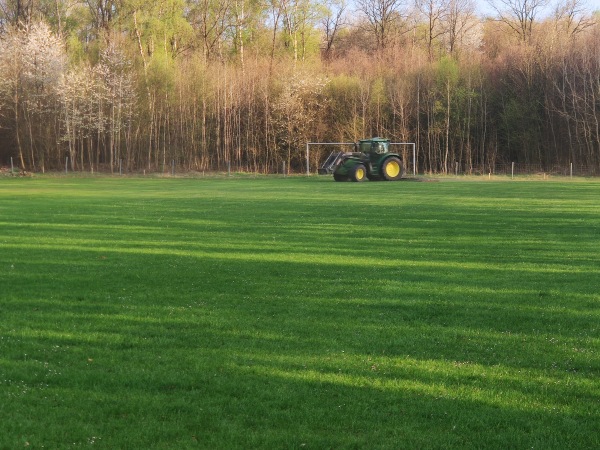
<box><xmin>358</xmin><ymin>137</ymin><xmax>390</xmax><ymax>143</ymax></box>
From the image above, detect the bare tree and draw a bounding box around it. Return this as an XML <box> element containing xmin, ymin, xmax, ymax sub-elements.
<box><xmin>85</xmin><ymin>0</ymin><xmax>118</xmax><ymax>44</ymax></box>
<box><xmin>553</xmin><ymin>0</ymin><xmax>594</xmax><ymax>36</ymax></box>
<box><xmin>0</xmin><ymin>0</ymin><xmax>34</xmax><ymax>28</ymax></box>
<box><xmin>266</xmin><ymin>0</ymin><xmax>283</xmax><ymax>76</ymax></box>
<box><xmin>415</xmin><ymin>0</ymin><xmax>448</xmax><ymax>59</ymax></box>
<box><xmin>321</xmin><ymin>0</ymin><xmax>347</xmax><ymax>59</ymax></box>
<box><xmin>443</xmin><ymin>0</ymin><xmax>477</xmax><ymax>54</ymax></box>
<box><xmin>187</xmin><ymin>0</ymin><xmax>232</xmax><ymax>61</ymax></box>
<box><xmin>356</xmin><ymin>0</ymin><xmax>406</xmax><ymax>50</ymax></box>
<box><xmin>487</xmin><ymin>0</ymin><xmax>550</xmax><ymax>43</ymax></box>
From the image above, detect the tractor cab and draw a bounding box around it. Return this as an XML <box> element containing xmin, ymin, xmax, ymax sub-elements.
<box><xmin>360</xmin><ymin>138</ymin><xmax>389</xmax><ymax>155</ymax></box>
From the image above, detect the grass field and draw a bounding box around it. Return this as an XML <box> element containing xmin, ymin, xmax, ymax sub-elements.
<box><xmin>1</xmin><ymin>175</ymin><xmax>599</xmax><ymax>449</ymax></box>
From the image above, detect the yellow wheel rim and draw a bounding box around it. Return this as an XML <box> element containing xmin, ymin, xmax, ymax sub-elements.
<box><xmin>385</xmin><ymin>160</ymin><xmax>400</xmax><ymax>178</ymax></box>
<box><xmin>356</xmin><ymin>167</ymin><xmax>365</xmax><ymax>180</ymax></box>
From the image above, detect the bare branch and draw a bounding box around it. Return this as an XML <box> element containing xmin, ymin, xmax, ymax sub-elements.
<box><xmin>487</xmin><ymin>0</ymin><xmax>550</xmax><ymax>42</ymax></box>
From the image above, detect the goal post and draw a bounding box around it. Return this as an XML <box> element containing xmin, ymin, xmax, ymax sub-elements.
<box><xmin>390</xmin><ymin>142</ymin><xmax>417</xmax><ymax>177</ymax></box>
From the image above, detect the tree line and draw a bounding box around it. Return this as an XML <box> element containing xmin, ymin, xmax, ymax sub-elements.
<box><xmin>0</xmin><ymin>0</ymin><xmax>599</xmax><ymax>174</ymax></box>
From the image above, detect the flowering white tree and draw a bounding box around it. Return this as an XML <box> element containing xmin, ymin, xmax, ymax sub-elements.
<box><xmin>0</xmin><ymin>22</ymin><xmax>66</xmax><ymax>171</ymax></box>
<box><xmin>97</xmin><ymin>46</ymin><xmax>137</xmax><ymax>172</ymax></box>
<box><xmin>22</xmin><ymin>21</ymin><xmax>66</xmax><ymax>170</ymax></box>
<box><xmin>272</xmin><ymin>70</ymin><xmax>328</xmax><ymax>172</ymax></box>
<box><xmin>60</xmin><ymin>65</ymin><xmax>105</xmax><ymax>171</ymax></box>
<box><xmin>0</xmin><ymin>29</ymin><xmax>24</xmax><ymax>168</ymax></box>
<box><xmin>58</xmin><ymin>46</ymin><xmax>136</xmax><ymax>172</ymax></box>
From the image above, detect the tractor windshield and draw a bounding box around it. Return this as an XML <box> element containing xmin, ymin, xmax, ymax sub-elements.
<box><xmin>359</xmin><ymin>140</ymin><xmax>389</xmax><ymax>153</ymax></box>
<box><xmin>372</xmin><ymin>142</ymin><xmax>387</xmax><ymax>154</ymax></box>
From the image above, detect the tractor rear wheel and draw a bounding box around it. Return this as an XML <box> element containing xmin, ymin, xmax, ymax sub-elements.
<box><xmin>351</xmin><ymin>164</ymin><xmax>367</xmax><ymax>182</ymax></box>
<box><xmin>381</xmin><ymin>157</ymin><xmax>403</xmax><ymax>181</ymax></box>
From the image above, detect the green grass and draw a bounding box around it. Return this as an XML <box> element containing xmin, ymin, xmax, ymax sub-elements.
<box><xmin>1</xmin><ymin>176</ymin><xmax>599</xmax><ymax>449</ymax></box>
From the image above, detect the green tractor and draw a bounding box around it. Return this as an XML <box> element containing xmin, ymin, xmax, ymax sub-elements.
<box><xmin>318</xmin><ymin>137</ymin><xmax>404</xmax><ymax>182</ymax></box>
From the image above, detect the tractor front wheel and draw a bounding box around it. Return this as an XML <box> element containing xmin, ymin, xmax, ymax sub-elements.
<box><xmin>351</xmin><ymin>164</ymin><xmax>367</xmax><ymax>182</ymax></box>
<box><xmin>381</xmin><ymin>157</ymin><xmax>403</xmax><ymax>181</ymax></box>
<box><xmin>333</xmin><ymin>173</ymin><xmax>347</xmax><ymax>182</ymax></box>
